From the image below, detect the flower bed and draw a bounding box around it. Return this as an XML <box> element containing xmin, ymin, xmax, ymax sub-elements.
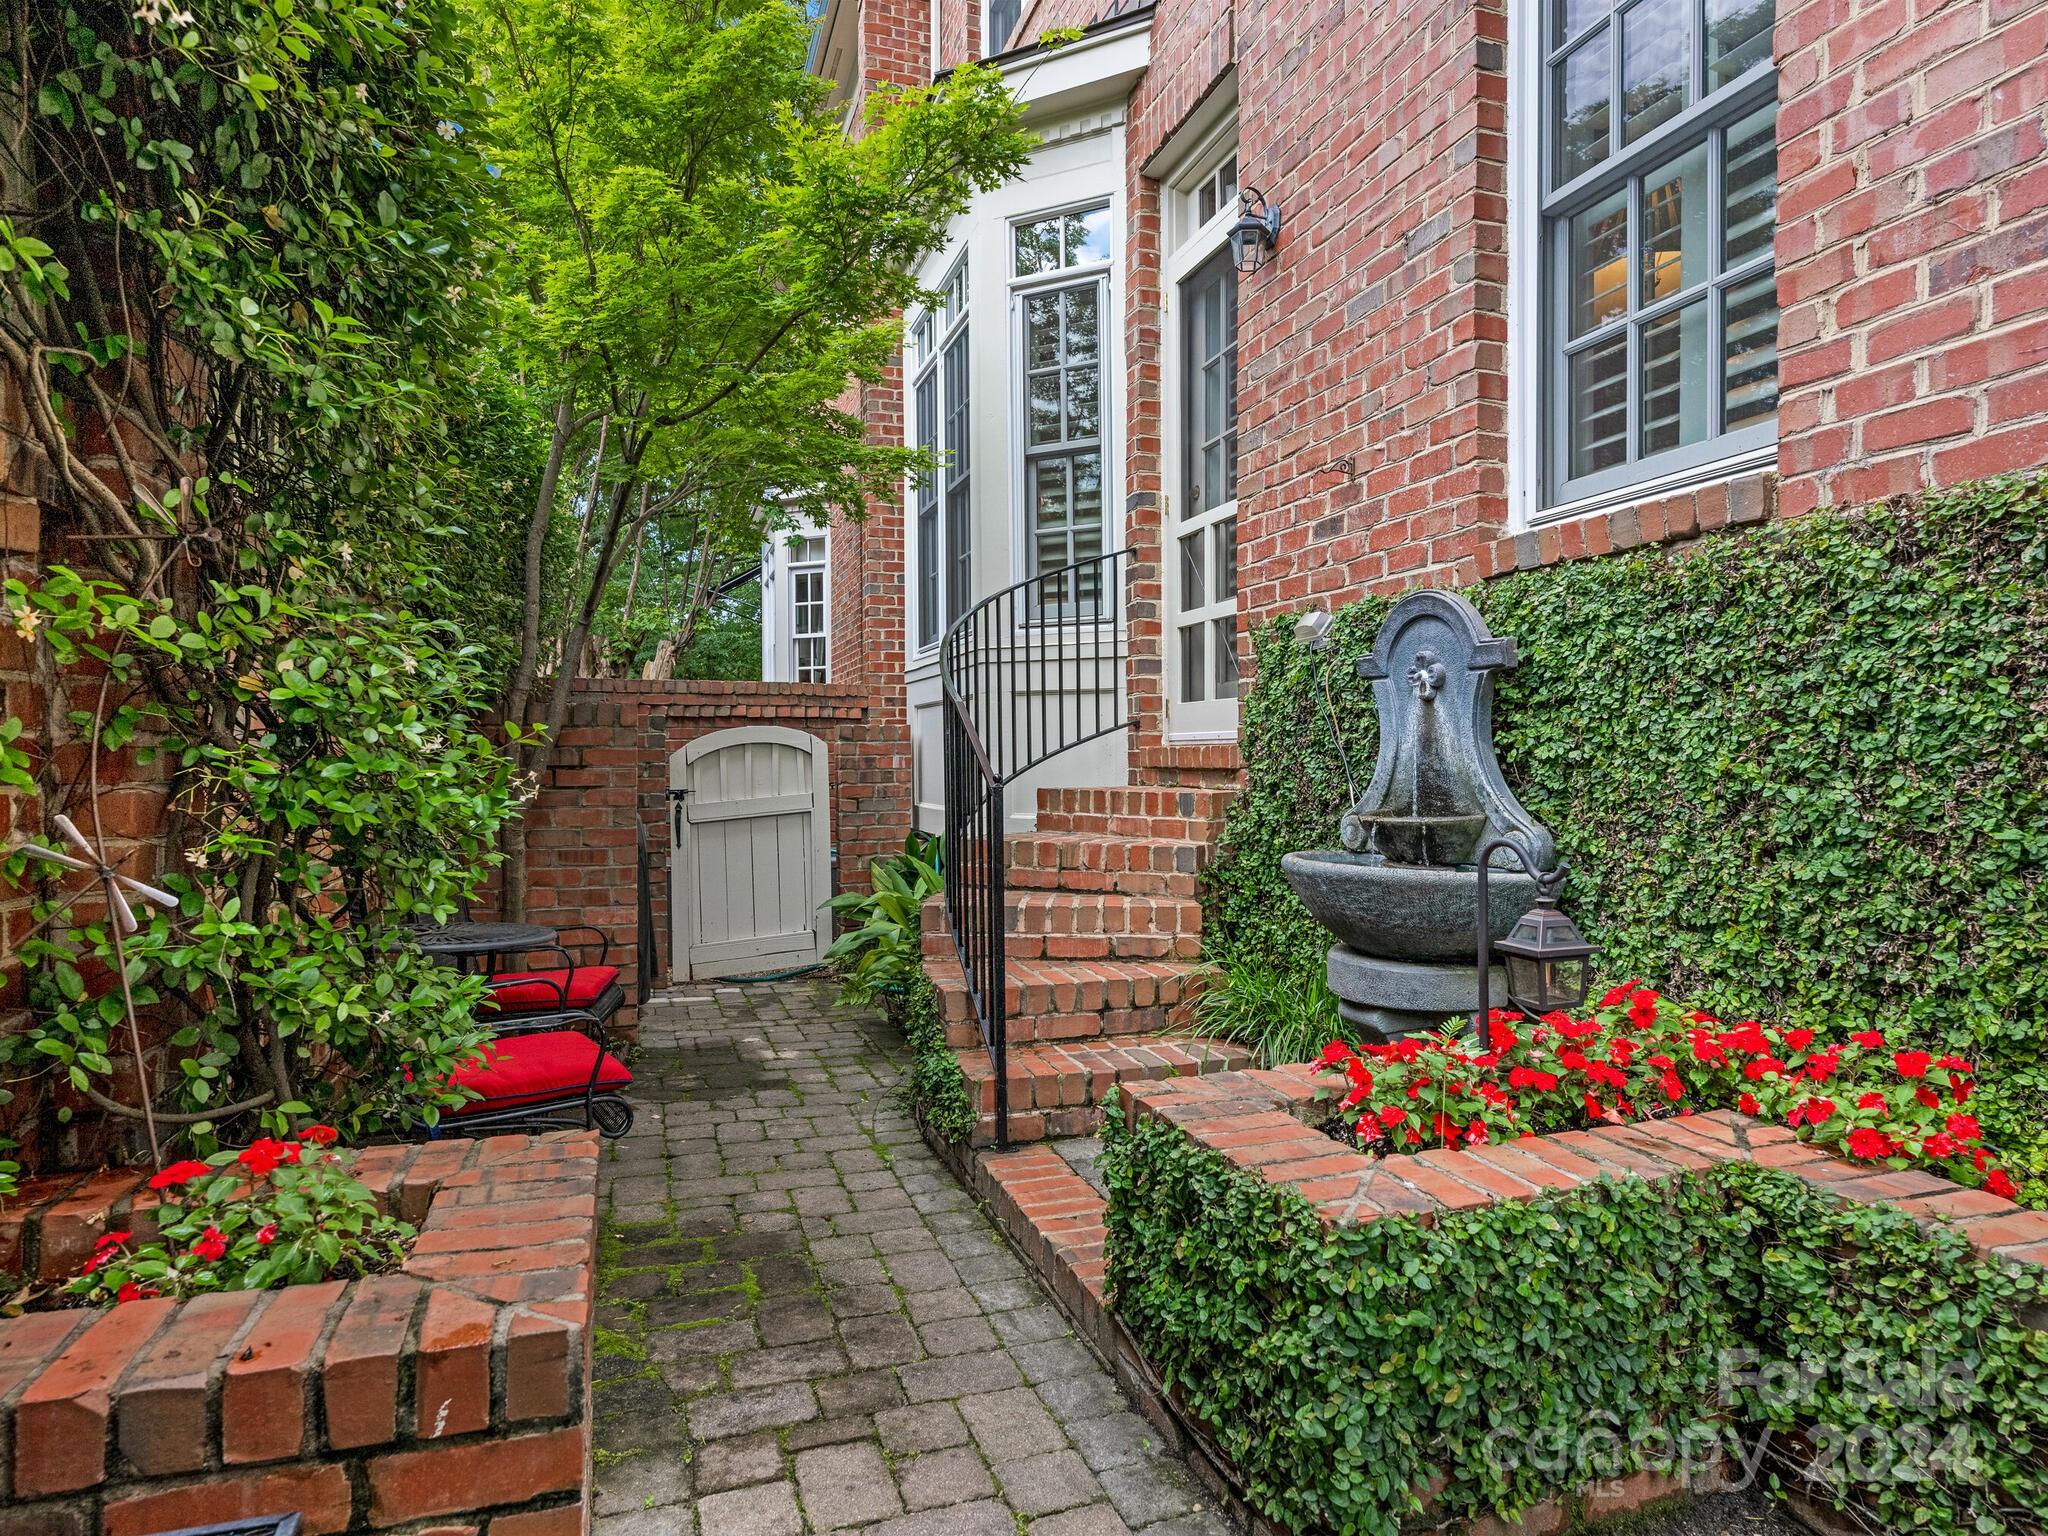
<box><xmin>0</xmin><ymin>1132</ymin><xmax>598</xmax><ymax>1535</ymax></box>
<box><xmin>1103</xmin><ymin>1073</ymin><xmax>2048</xmax><ymax>1536</ymax></box>
<box><xmin>1315</xmin><ymin>982</ymin><xmax>2019</xmax><ymax>1199</ymax></box>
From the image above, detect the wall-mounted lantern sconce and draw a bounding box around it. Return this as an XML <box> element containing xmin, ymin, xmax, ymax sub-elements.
<box><xmin>1231</xmin><ymin>188</ymin><xmax>1282</xmax><ymax>274</ymax></box>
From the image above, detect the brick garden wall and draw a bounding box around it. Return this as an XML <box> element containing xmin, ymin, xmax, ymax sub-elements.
<box><xmin>0</xmin><ymin>1131</ymin><xmax>599</xmax><ymax>1536</ymax></box>
<box><xmin>514</xmin><ymin>680</ymin><xmax>911</xmax><ymax>1006</ymax></box>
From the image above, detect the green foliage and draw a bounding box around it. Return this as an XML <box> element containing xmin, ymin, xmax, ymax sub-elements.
<box><xmin>1102</xmin><ymin>1106</ymin><xmax>2048</xmax><ymax>1536</ymax></box>
<box><xmin>825</xmin><ymin>832</ymin><xmax>945</xmax><ymax>1007</ymax></box>
<box><xmin>1192</xmin><ymin>949</ymin><xmax>1339</xmax><ymax>1069</ymax></box>
<box><xmin>69</xmin><ymin>1129</ymin><xmax>412</xmax><ymax>1304</ymax></box>
<box><xmin>1208</xmin><ymin>474</ymin><xmax>2048</xmax><ymax>1201</ymax></box>
<box><xmin>6</xmin><ymin>547</ymin><xmax>519</xmax><ymax>1138</ymax></box>
<box><xmin>11</xmin><ymin>0</ymin><xmax>486</xmax><ymax>496</ymax></box>
<box><xmin>901</xmin><ymin>967</ymin><xmax>975</xmax><ymax>1145</ymax></box>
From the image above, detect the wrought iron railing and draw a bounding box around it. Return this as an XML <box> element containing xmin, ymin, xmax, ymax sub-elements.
<box><xmin>940</xmin><ymin>548</ymin><xmax>1129</xmax><ymax>1146</ymax></box>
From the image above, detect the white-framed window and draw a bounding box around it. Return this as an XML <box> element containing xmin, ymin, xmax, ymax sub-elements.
<box><xmin>986</xmin><ymin>0</ymin><xmax>1021</xmax><ymax>54</ymax></box>
<box><xmin>1163</xmin><ymin>125</ymin><xmax>1241</xmax><ymax>737</ymax></box>
<box><xmin>1519</xmin><ymin>0</ymin><xmax>1779</xmax><ymax>519</ymax></box>
<box><xmin>911</xmin><ymin>260</ymin><xmax>971</xmax><ymax>652</ymax></box>
<box><xmin>788</xmin><ymin>534</ymin><xmax>828</xmax><ymax>683</ymax></box>
<box><xmin>1012</xmin><ymin>205</ymin><xmax>1112</xmax><ymax>617</ymax></box>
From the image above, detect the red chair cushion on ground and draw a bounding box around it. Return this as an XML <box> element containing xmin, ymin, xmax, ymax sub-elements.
<box><xmin>450</xmin><ymin>1030</ymin><xmax>632</xmax><ymax>1113</ymax></box>
<box><xmin>479</xmin><ymin>965</ymin><xmax>622</xmax><ymax>1013</ymax></box>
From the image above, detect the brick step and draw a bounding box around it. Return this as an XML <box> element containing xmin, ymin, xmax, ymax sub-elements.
<box><xmin>920</xmin><ymin>891</ymin><xmax>1202</xmax><ymax>962</ymax></box>
<box><xmin>956</xmin><ymin>1035</ymin><xmax>1254</xmax><ymax>1145</ymax></box>
<box><xmin>1004</xmin><ymin>832</ymin><xmax>1212</xmax><ymax>898</ymax></box>
<box><xmin>924</xmin><ymin>955</ymin><xmax>1209</xmax><ymax>1049</ymax></box>
<box><xmin>1032</xmin><ymin>785</ymin><xmax>1238</xmax><ymax>841</ymax></box>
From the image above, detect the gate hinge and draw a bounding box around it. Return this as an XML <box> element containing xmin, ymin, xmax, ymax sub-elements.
<box><xmin>666</xmin><ymin>787</ymin><xmax>691</xmax><ymax>800</ymax></box>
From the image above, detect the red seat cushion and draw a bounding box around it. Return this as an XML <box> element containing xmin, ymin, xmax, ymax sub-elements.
<box><xmin>479</xmin><ymin>965</ymin><xmax>621</xmax><ymax>1013</ymax></box>
<box><xmin>450</xmin><ymin>1030</ymin><xmax>632</xmax><ymax>1113</ymax></box>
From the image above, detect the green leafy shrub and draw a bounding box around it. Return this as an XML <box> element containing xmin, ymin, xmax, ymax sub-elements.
<box><xmin>1208</xmin><ymin>474</ymin><xmax>2048</xmax><ymax>1201</ymax></box>
<box><xmin>1102</xmin><ymin>1105</ymin><xmax>2048</xmax><ymax>1536</ymax></box>
<box><xmin>69</xmin><ymin>1127</ymin><xmax>411</xmax><ymax>1305</ymax></box>
<box><xmin>825</xmin><ymin>832</ymin><xmax>944</xmax><ymax>1006</ymax></box>
<box><xmin>901</xmin><ymin>968</ymin><xmax>975</xmax><ymax>1144</ymax></box>
<box><xmin>1191</xmin><ymin>951</ymin><xmax>1339</xmax><ymax>1068</ymax></box>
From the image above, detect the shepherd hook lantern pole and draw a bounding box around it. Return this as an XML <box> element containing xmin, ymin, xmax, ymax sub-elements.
<box><xmin>1473</xmin><ymin>834</ymin><xmax>1594</xmax><ymax>1052</ymax></box>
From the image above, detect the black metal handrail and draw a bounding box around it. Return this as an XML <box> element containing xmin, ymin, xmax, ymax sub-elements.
<box><xmin>939</xmin><ymin>548</ymin><xmax>1129</xmax><ymax>1147</ymax></box>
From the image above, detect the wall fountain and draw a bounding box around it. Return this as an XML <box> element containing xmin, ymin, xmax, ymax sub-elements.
<box><xmin>1283</xmin><ymin>590</ymin><xmax>1552</xmax><ymax>1040</ymax></box>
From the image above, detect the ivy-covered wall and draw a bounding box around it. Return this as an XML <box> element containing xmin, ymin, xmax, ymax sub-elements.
<box><xmin>1102</xmin><ymin>1106</ymin><xmax>2048</xmax><ymax>1536</ymax></box>
<box><xmin>1207</xmin><ymin>474</ymin><xmax>2048</xmax><ymax>1191</ymax></box>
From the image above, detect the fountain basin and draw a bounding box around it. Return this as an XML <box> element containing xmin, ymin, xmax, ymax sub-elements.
<box><xmin>1281</xmin><ymin>849</ymin><xmax>1539</xmax><ymax>962</ymax></box>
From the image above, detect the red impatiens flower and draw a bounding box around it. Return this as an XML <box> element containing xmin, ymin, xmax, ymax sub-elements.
<box><xmin>1857</xmin><ymin>1091</ymin><xmax>1886</xmax><ymax>1110</ymax></box>
<box><xmin>1378</xmin><ymin>1104</ymin><xmax>1406</xmax><ymax>1129</ymax></box>
<box><xmin>1600</xmin><ymin>979</ymin><xmax>1647</xmax><ymax>1008</ymax></box>
<box><xmin>191</xmin><ymin>1226</ymin><xmax>229</xmax><ymax>1263</ymax></box>
<box><xmin>1915</xmin><ymin>1086</ymin><xmax>1942</xmax><ymax>1111</ymax></box>
<box><xmin>297</xmin><ymin>1123</ymin><xmax>340</xmax><ymax>1146</ymax></box>
<box><xmin>1738</xmin><ymin>1093</ymin><xmax>1761</xmax><ymax>1116</ymax></box>
<box><xmin>115</xmin><ymin>1282</ymin><xmax>157</xmax><ymax>1304</ymax></box>
<box><xmin>256</xmin><ymin>1223</ymin><xmax>278</xmax><ymax>1245</ymax></box>
<box><xmin>1850</xmin><ymin>1030</ymin><xmax>1885</xmax><ymax>1049</ymax></box>
<box><xmin>1923</xmin><ymin>1133</ymin><xmax>1958</xmax><ymax>1160</ymax></box>
<box><xmin>1783</xmin><ymin>1027</ymin><xmax>1815</xmax><ymax>1052</ymax></box>
<box><xmin>1508</xmin><ymin>1066</ymin><xmax>1559</xmax><ymax>1092</ymax></box>
<box><xmin>1985</xmin><ymin>1169</ymin><xmax>2019</xmax><ymax>1201</ymax></box>
<box><xmin>1894</xmin><ymin>1050</ymin><xmax>1933</xmax><ymax>1079</ymax></box>
<box><xmin>1626</xmin><ymin>991</ymin><xmax>1661</xmax><ymax>1029</ymax></box>
<box><xmin>1788</xmin><ymin>1097</ymin><xmax>1835</xmax><ymax>1127</ymax></box>
<box><xmin>95</xmin><ymin>1230</ymin><xmax>131</xmax><ymax>1251</ymax></box>
<box><xmin>149</xmin><ymin>1160</ymin><xmax>212</xmax><ymax>1190</ymax></box>
<box><xmin>1846</xmin><ymin>1127</ymin><xmax>1897</xmax><ymax>1161</ymax></box>
<box><xmin>1318</xmin><ymin>1041</ymin><xmax>1354</xmax><ymax>1068</ymax></box>
<box><xmin>1946</xmin><ymin>1113</ymin><xmax>1982</xmax><ymax>1143</ymax></box>
<box><xmin>237</xmin><ymin>1138</ymin><xmax>301</xmax><ymax>1178</ymax></box>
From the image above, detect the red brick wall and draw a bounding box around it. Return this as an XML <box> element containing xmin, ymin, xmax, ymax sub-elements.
<box><xmin>1772</xmin><ymin>0</ymin><xmax>2048</xmax><ymax>514</ymax></box>
<box><xmin>0</xmin><ymin>1132</ymin><xmax>597</xmax><ymax>1536</ymax></box>
<box><xmin>515</xmin><ymin>680</ymin><xmax>907</xmax><ymax>1000</ymax></box>
<box><xmin>937</xmin><ymin>0</ymin><xmax>981</xmax><ymax>68</ymax></box>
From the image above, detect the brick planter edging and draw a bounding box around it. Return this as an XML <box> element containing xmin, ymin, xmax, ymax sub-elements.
<box><xmin>0</xmin><ymin>1131</ymin><xmax>600</xmax><ymax>1536</ymax></box>
<box><xmin>1121</xmin><ymin>1065</ymin><xmax>2048</xmax><ymax>1268</ymax></box>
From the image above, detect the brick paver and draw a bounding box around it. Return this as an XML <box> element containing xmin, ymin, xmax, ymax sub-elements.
<box><xmin>591</xmin><ymin>978</ymin><xmax>1235</xmax><ymax>1536</ymax></box>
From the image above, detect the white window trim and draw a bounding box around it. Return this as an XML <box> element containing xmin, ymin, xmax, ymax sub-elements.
<box><xmin>1507</xmin><ymin>7</ymin><xmax>1779</xmax><ymax>534</ymax></box>
<box><xmin>904</xmin><ymin>251</ymin><xmax>970</xmax><ymax>660</ymax></box>
<box><xmin>1161</xmin><ymin>118</ymin><xmax>1242</xmax><ymax>741</ymax></box>
<box><xmin>787</xmin><ymin>538</ymin><xmax>830</xmax><ymax>683</ymax></box>
<box><xmin>1006</xmin><ymin>197</ymin><xmax>1122</xmax><ymax>628</ymax></box>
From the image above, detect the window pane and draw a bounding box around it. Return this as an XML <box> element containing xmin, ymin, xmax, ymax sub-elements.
<box><xmin>1214</xmin><ymin>615</ymin><xmax>1240</xmax><ymax>697</ymax></box>
<box><xmin>1026</xmin><ymin>294</ymin><xmax>1060</xmax><ymax>368</ymax></box>
<box><xmin>1569</xmin><ymin>334</ymin><xmax>1629</xmax><ymax>477</ymax></box>
<box><xmin>1554</xmin><ymin>0</ymin><xmax>1608</xmax><ymax>46</ymax></box>
<box><xmin>1707</xmin><ymin>0</ymin><xmax>1773</xmax><ymax>89</ymax></box>
<box><xmin>1180</xmin><ymin>531</ymin><xmax>1206</xmax><ymax>609</ymax></box>
<box><xmin>1569</xmin><ymin>187</ymin><xmax>1629</xmax><ymax>337</ymax></box>
<box><xmin>1555</xmin><ymin>29</ymin><xmax>1612</xmax><ymax>185</ymax></box>
<box><xmin>917</xmin><ymin>506</ymin><xmax>939</xmax><ymax>647</ymax></box>
<box><xmin>1016</xmin><ymin>218</ymin><xmax>1060</xmax><ymax>276</ymax></box>
<box><xmin>1722</xmin><ymin>269</ymin><xmax>1779</xmax><ymax>430</ymax></box>
<box><xmin>1028</xmin><ymin>372</ymin><xmax>1061</xmax><ymax>445</ymax></box>
<box><xmin>1640</xmin><ymin>299</ymin><xmax>1709</xmax><ymax>454</ymax></box>
<box><xmin>1641</xmin><ymin>142</ymin><xmax>1710</xmax><ymax>304</ymax></box>
<box><xmin>1073</xmin><ymin>451</ymin><xmax>1103</xmax><ymax>532</ymax></box>
<box><xmin>1724</xmin><ymin>103</ymin><xmax>1777</xmax><ymax>266</ymax></box>
<box><xmin>1180</xmin><ymin>622</ymin><xmax>1206</xmax><ymax>704</ymax></box>
<box><xmin>1065</xmin><ymin>286</ymin><xmax>1100</xmax><ymax>358</ymax></box>
<box><xmin>1622</xmin><ymin>0</ymin><xmax>1691</xmax><ymax>144</ymax></box>
<box><xmin>1067</xmin><ymin>366</ymin><xmax>1100</xmax><ymax>441</ymax></box>
<box><xmin>1066</xmin><ymin>207</ymin><xmax>1112</xmax><ymax>266</ymax></box>
<box><xmin>1033</xmin><ymin>459</ymin><xmax>1070</xmax><ymax>531</ymax></box>
<box><xmin>1217</xmin><ymin>517</ymin><xmax>1238</xmax><ymax>598</ymax></box>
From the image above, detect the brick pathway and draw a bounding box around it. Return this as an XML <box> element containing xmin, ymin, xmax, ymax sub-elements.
<box><xmin>590</xmin><ymin>977</ymin><xmax>1237</xmax><ymax>1536</ymax></box>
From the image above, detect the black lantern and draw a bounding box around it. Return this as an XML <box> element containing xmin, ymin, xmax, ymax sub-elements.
<box><xmin>1493</xmin><ymin>887</ymin><xmax>1595</xmax><ymax>1018</ymax></box>
<box><xmin>1230</xmin><ymin>188</ymin><xmax>1282</xmax><ymax>274</ymax></box>
<box><xmin>1473</xmin><ymin>835</ymin><xmax>1594</xmax><ymax>1048</ymax></box>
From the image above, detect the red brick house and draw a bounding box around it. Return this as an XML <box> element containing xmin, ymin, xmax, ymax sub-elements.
<box><xmin>810</xmin><ymin>0</ymin><xmax>2048</xmax><ymax>1141</ymax></box>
